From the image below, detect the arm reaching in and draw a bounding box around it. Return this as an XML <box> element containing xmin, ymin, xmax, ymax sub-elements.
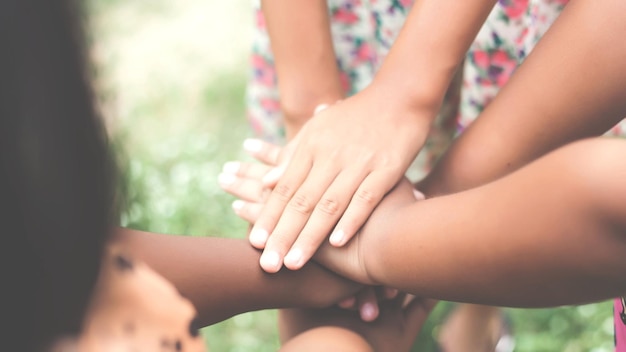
<box><xmin>251</xmin><ymin>0</ymin><xmax>499</xmax><ymax>273</ymax></box>
<box><xmin>317</xmin><ymin>138</ymin><xmax>626</xmax><ymax>307</ymax></box>
<box><xmin>261</xmin><ymin>0</ymin><xmax>344</xmax><ymax>139</ymax></box>
<box><xmin>419</xmin><ymin>0</ymin><xmax>626</xmax><ymax>197</ymax></box>
<box><xmin>111</xmin><ymin>229</ymin><xmax>362</xmax><ymax>327</ymax></box>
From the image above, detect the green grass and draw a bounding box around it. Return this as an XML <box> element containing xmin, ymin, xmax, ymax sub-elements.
<box><xmin>89</xmin><ymin>0</ymin><xmax>616</xmax><ymax>350</ymax></box>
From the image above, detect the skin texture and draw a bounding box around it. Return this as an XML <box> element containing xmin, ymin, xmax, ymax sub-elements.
<box><xmin>250</xmin><ymin>0</ymin><xmax>499</xmax><ymax>274</ymax></box>
<box><xmin>261</xmin><ymin>0</ymin><xmax>344</xmax><ymax>139</ymax></box>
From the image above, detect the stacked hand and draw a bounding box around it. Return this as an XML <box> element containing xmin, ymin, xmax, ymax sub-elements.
<box><xmin>242</xmin><ymin>90</ymin><xmax>430</xmax><ymax>274</ymax></box>
<box><xmin>219</xmin><ymin>138</ymin><xmax>425</xmax><ymax>320</ymax></box>
<box><xmin>220</xmin><ymin>139</ymin><xmax>391</xmax><ymax>321</ymax></box>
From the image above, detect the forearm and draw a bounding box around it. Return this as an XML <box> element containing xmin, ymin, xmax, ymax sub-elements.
<box><xmin>371</xmin><ymin>0</ymin><xmax>496</xmax><ymax>114</ymax></box>
<box><xmin>112</xmin><ymin>228</ymin><xmax>358</xmax><ymax>326</ymax></box>
<box><xmin>262</xmin><ymin>0</ymin><xmax>343</xmax><ymax>139</ymax></box>
<box><xmin>421</xmin><ymin>0</ymin><xmax>626</xmax><ymax>196</ymax></box>
<box><xmin>370</xmin><ymin>139</ymin><xmax>626</xmax><ymax>307</ymax></box>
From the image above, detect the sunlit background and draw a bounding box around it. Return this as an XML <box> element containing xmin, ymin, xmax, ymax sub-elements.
<box><xmin>87</xmin><ymin>0</ymin><xmax>614</xmax><ymax>350</ymax></box>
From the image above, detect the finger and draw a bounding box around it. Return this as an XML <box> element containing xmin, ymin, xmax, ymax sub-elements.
<box><xmin>250</xmin><ymin>156</ymin><xmax>313</xmax><ymax>269</ymax></box>
<box><xmin>330</xmin><ymin>170</ymin><xmax>398</xmax><ymax>247</ymax></box>
<box><xmin>413</xmin><ymin>188</ymin><xmax>426</xmax><ymax>201</ymax></box>
<box><xmin>219</xmin><ymin>173</ymin><xmax>268</xmax><ymax>203</ymax></box>
<box><xmin>263</xmin><ymin>163</ymin><xmax>339</xmax><ymax>271</ymax></box>
<box><xmin>232</xmin><ymin>200</ymin><xmax>264</xmax><ymax>224</ymax></box>
<box><xmin>404</xmin><ymin>298</ymin><xmax>438</xmax><ymax>334</ymax></box>
<box><xmin>262</xmin><ymin>136</ymin><xmax>300</xmax><ymax>187</ymax></box>
<box><xmin>283</xmin><ymin>169</ymin><xmax>367</xmax><ymax>270</ymax></box>
<box><xmin>223</xmin><ymin>161</ymin><xmax>273</xmax><ymax>179</ymax></box>
<box><xmin>357</xmin><ymin>288</ymin><xmax>380</xmax><ymax>322</ymax></box>
<box><xmin>243</xmin><ymin>138</ymin><xmax>282</xmax><ymax>166</ymax></box>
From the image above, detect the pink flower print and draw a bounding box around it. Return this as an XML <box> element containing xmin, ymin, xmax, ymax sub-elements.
<box><xmin>260</xmin><ymin>98</ymin><xmax>281</xmax><ymax>113</ymax></box>
<box><xmin>490</xmin><ymin>49</ymin><xmax>518</xmax><ymax>86</ymax></box>
<box><xmin>333</xmin><ymin>7</ymin><xmax>360</xmax><ymax>25</ymax></box>
<box><xmin>353</xmin><ymin>42</ymin><xmax>375</xmax><ymax>64</ymax></box>
<box><xmin>499</xmin><ymin>0</ymin><xmax>529</xmax><ymax>20</ymax></box>
<box><xmin>472</xmin><ymin>50</ymin><xmax>490</xmax><ymax>71</ymax></box>
<box><xmin>339</xmin><ymin>72</ymin><xmax>351</xmax><ymax>94</ymax></box>
<box><xmin>515</xmin><ymin>26</ymin><xmax>529</xmax><ymax>46</ymax></box>
<box><xmin>251</xmin><ymin>54</ymin><xmax>275</xmax><ymax>87</ymax></box>
<box><xmin>399</xmin><ymin>0</ymin><xmax>413</xmax><ymax>8</ymax></box>
<box><xmin>255</xmin><ymin>9</ymin><xmax>266</xmax><ymax>30</ymax></box>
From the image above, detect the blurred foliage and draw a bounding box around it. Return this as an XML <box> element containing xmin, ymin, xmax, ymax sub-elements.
<box><xmin>89</xmin><ymin>0</ymin><xmax>615</xmax><ymax>350</ymax></box>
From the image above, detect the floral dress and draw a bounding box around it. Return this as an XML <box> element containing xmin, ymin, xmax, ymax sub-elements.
<box><xmin>247</xmin><ymin>0</ymin><xmax>624</xmax><ymax>177</ymax></box>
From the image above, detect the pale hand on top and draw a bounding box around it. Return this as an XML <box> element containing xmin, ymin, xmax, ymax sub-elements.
<box><xmin>248</xmin><ymin>87</ymin><xmax>431</xmax><ymax>273</ymax></box>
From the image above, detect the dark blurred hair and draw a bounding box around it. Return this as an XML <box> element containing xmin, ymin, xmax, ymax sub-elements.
<box><xmin>0</xmin><ymin>0</ymin><xmax>115</xmax><ymax>350</ymax></box>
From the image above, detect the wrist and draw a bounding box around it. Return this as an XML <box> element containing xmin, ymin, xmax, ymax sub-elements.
<box><xmin>280</xmin><ymin>90</ymin><xmax>344</xmax><ymax>139</ymax></box>
<box><xmin>363</xmin><ymin>78</ymin><xmax>439</xmax><ymax>133</ymax></box>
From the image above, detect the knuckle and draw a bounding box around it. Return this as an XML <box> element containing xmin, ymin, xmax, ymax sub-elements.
<box><xmin>259</xmin><ymin>187</ymin><xmax>271</xmax><ymax>202</ymax></box>
<box><xmin>355</xmin><ymin>188</ymin><xmax>378</xmax><ymax>205</ymax></box>
<box><xmin>317</xmin><ymin>196</ymin><xmax>340</xmax><ymax>216</ymax></box>
<box><xmin>288</xmin><ymin>193</ymin><xmax>314</xmax><ymax>215</ymax></box>
<box><xmin>273</xmin><ymin>183</ymin><xmax>294</xmax><ymax>202</ymax></box>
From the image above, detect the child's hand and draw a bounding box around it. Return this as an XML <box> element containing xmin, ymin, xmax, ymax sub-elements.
<box><xmin>315</xmin><ymin>177</ymin><xmax>422</xmax><ymax>285</ymax></box>
<box><xmin>248</xmin><ymin>89</ymin><xmax>431</xmax><ymax>274</ymax></box>
<box><xmin>279</xmin><ymin>295</ymin><xmax>436</xmax><ymax>352</ymax></box>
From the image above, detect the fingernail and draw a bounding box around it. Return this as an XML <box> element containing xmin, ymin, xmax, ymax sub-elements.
<box><xmin>260</xmin><ymin>251</ymin><xmax>280</xmax><ymax>271</ymax></box>
<box><xmin>232</xmin><ymin>200</ymin><xmax>245</xmax><ymax>212</ymax></box>
<box><xmin>413</xmin><ymin>189</ymin><xmax>426</xmax><ymax>201</ymax></box>
<box><xmin>222</xmin><ymin>161</ymin><xmax>240</xmax><ymax>174</ymax></box>
<box><xmin>243</xmin><ymin>138</ymin><xmax>263</xmax><ymax>153</ymax></box>
<box><xmin>284</xmin><ymin>248</ymin><xmax>303</xmax><ymax>268</ymax></box>
<box><xmin>249</xmin><ymin>228</ymin><xmax>269</xmax><ymax>247</ymax></box>
<box><xmin>361</xmin><ymin>303</ymin><xmax>378</xmax><ymax>322</ymax></box>
<box><xmin>262</xmin><ymin>167</ymin><xmax>281</xmax><ymax>184</ymax></box>
<box><xmin>218</xmin><ymin>173</ymin><xmax>236</xmax><ymax>186</ymax></box>
<box><xmin>329</xmin><ymin>229</ymin><xmax>345</xmax><ymax>246</ymax></box>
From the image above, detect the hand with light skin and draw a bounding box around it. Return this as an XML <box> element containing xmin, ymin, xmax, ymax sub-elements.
<box><xmin>250</xmin><ymin>90</ymin><xmax>430</xmax><ymax>274</ymax></box>
<box><xmin>219</xmin><ymin>140</ymin><xmax>399</xmax><ymax>322</ymax></box>
<box><xmin>278</xmin><ymin>295</ymin><xmax>437</xmax><ymax>352</ymax></box>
